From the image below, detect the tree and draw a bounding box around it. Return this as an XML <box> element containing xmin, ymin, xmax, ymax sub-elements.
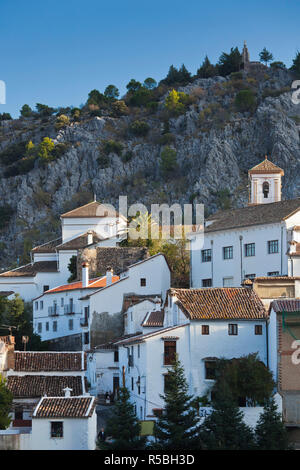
<box><xmin>197</xmin><ymin>56</ymin><xmax>218</xmax><ymax>78</ymax></box>
<box><xmin>126</xmin><ymin>79</ymin><xmax>142</xmax><ymax>93</ymax></box>
<box><xmin>20</xmin><ymin>104</ymin><xmax>33</xmax><ymax>117</ymax></box>
<box><xmin>255</xmin><ymin>396</ymin><xmax>290</xmax><ymax>450</ymax></box>
<box><xmin>290</xmin><ymin>51</ymin><xmax>300</xmax><ymax>78</ymax></box>
<box><xmin>129</xmin><ymin>120</ymin><xmax>150</xmax><ymax>137</ymax></box>
<box><xmin>160</xmin><ymin>146</ymin><xmax>178</xmax><ymax>176</ymax></box>
<box><xmin>104</xmin><ymin>85</ymin><xmax>119</xmax><ymax>100</ymax></box>
<box><xmin>178</xmin><ymin>64</ymin><xmax>191</xmax><ymax>84</ymax></box>
<box><xmin>37</xmin><ymin>137</ymin><xmax>55</xmax><ymax>162</ymax></box>
<box><xmin>270</xmin><ymin>61</ymin><xmax>286</xmax><ymax>70</ymax></box>
<box><xmin>55</xmin><ymin>114</ymin><xmax>70</xmax><ymax>130</ymax></box>
<box><xmin>97</xmin><ymin>386</ymin><xmax>146</xmax><ymax>450</ymax></box>
<box><xmin>235</xmin><ymin>89</ymin><xmax>257</xmax><ymax>113</ymax></box>
<box><xmin>164</xmin><ymin>89</ymin><xmax>185</xmax><ymax>116</ymax></box>
<box><xmin>35</xmin><ymin>103</ymin><xmax>55</xmax><ymax>117</ymax></box>
<box><xmin>67</xmin><ymin>255</ymin><xmax>77</xmax><ymax>282</ymax></box>
<box><xmin>0</xmin><ymin>375</ymin><xmax>12</xmax><ymax>429</ymax></box>
<box><xmin>163</xmin><ymin>65</ymin><xmax>180</xmax><ymax>85</ymax></box>
<box><xmin>153</xmin><ymin>357</ymin><xmax>201</xmax><ymax>450</ymax></box>
<box><xmin>218</xmin><ymin>47</ymin><xmax>242</xmax><ymax>77</ymax></box>
<box><xmin>87</xmin><ymin>89</ymin><xmax>106</xmax><ymax>107</ymax></box>
<box><xmin>0</xmin><ymin>113</ymin><xmax>12</xmax><ymax>121</ymax></box>
<box><xmin>200</xmin><ymin>381</ymin><xmax>255</xmax><ymax>450</ymax></box>
<box><xmin>111</xmin><ymin>100</ymin><xmax>129</xmax><ymax>117</ymax></box>
<box><xmin>143</xmin><ymin>77</ymin><xmax>157</xmax><ymax>90</ymax></box>
<box><xmin>259</xmin><ymin>48</ymin><xmax>274</xmax><ymax>66</ymax></box>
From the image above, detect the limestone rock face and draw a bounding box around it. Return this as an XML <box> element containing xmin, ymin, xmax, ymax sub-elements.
<box><xmin>0</xmin><ymin>69</ymin><xmax>299</xmax><ymax>269</ymax></box>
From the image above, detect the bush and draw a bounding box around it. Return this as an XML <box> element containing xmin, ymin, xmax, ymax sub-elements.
<box><xmin>0</xmin><ymin>141</ymin><xmax>27</xmax><ymax>165</ymax></box>
<box><xmin>55</xmin><ymin>114</ymin><xmax>70</xmax><ymax>130</ymax></box>
<box><xmin>129</xmin><ymin>120</ymin><xmax>150</xmax><ymax>136</ymax></box>
<box><xmin>160</xmin><ymin>146</ymin><xmax>178</xmax><ymax>176</ymax></box>
<box><xmin>235</xmin><ymin>89</ymin><xmax>257</xmax><ymax>112</ymax></box>
<box><xmin>0</xmin><ymin>205</ymin><xmax>14</xmax><ymax>228</ymax></box>
<box><xmin>20</xmin><ymin>104</ymin><xmax>33</xmax><ymax>118</ymax></box>
<box><xmin>111</xmin><ymin>100</ymin><xmax>129</xmax><ymax>117</ymax></box>
<box><xmin>0</xmin><ymin>113</ymin><xmax>12</xmax><ymax>121</ymax></box>
<box><xmin>101</xmin><ymin>139</ymin><xmax>123</xmax><ymax>156</ymax></box>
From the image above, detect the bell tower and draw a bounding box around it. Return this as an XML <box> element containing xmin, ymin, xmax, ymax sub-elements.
<box><xmin>248</xmin><ymin>156</ymin><xmax>284</xmax><ymax>205</ymax></box>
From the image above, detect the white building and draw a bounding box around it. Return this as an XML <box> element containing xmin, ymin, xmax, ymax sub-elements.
<box><xmin>115</xmin><ymin>287</ymin><xmax>270</xmax><ymax>422</ymax></box>
<box><xmin>31</xmin><ymin>393</ymin><xmax>97</xmax><ymax>451</ymax></box>
<box><xmin>189</xmin><ymin>157</ymin><xmax>300</xmax><ymax>288</ymax></box>
<box><xmin>33</xmin><ymin>253</ymin><xmax>171</xmax><ymax>351</ymax></box>
<box><xmin>0</xmin><ymin>200</ymin><xmax>127</xmax><ymax>302</ymax></box>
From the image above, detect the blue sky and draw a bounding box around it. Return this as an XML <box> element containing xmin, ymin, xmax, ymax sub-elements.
<box><xmin>1</xmin><ymin>0</ymin><xmax>299</xmax><ymax>117</ymax></box>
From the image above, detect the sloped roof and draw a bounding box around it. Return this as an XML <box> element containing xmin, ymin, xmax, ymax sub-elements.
<box><xmin>204</xmin><ymin>198</ymin><xmax>300</xmax><ymax>233</ymax></box>
<box><xmin>169</xmin><ymin>287</ymin><xmax>267</xmax><ymax>320</ymax></box>
<box><xmin>56</xmin><ymin>231</ymin><xmax>105</xmax><ymax>251</ymax></box>
<box><xmin>271</xmin><ymin>299</ymin><xmax>300</xmax><ymax>313</ymax></box>
<box><xmin>0</xmin><ymin>261</ymin><xmax>58</xmax><ymax>278</ymax></box>
<box><xmin>14</xmin><ymin>352</ymin><xmax>86</xmax><ymax>372</ymax></box>
<box><xmin>31</xmin><ymin>238</ymin><xmax>62</xmax><ymax>254</ymax></box>
<box><xmin>44</xmin><ymin>275</ymin><xmax>120</xmax><ymax>294</ymax></box>
<box><xmin>7</xmin><ymin>375</ymin><xmax>85</xmax><ymax>398</ymax></box>
<box><xmin>142</xmin><ymin>310</ymin><xmax>165</xmax><ymax>327</ymax></box>
<box><xmin>33</xmin><ymin>396</ymin><xmax>96</xmax><ymax>419</ymax></box>
<box><xmin>61</xmin><ymin>201</ymin><xmax>124</xmax><ymax>219</ymax></box>
<box><xmin>249</xmin><ymin>156</ymin><xmax>284</xmax><ymax>175</ymax></box>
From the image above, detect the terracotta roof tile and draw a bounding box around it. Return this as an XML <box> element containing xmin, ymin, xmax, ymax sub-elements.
<box><xmin>169</xmin><ymin>287</ymin><xmax>267</xmax><ymax>320</ymax></box>
<box><xmin>33</xmin><ymin>396</ymin><xmax>96</xmax><ymax>418</ymax></box>
<box><xmin>142</xmin><ymin>310</ymin><xmax>165</xmax><ymax>327</ymax></box>
<box><xmin>0</xmin><ymin>261</ymin><xmax>58</xmax><ymax>278</ymax></box>
<box><xmin>32</xmin><ymin>238</ymin><xmax>62</xmax><ymax>254</ymax></box>
<box><xmin>205</xmin><ymin>198</ymin><xmax>300</xmax><ymax>233</ymax></box>
<box><xmin>14</xmin><ymin>352</ymin><xmax>86</xmax><ymax>372</ymax></box>
<box><xmin>56</xmin><ymin>231</ymin><xmax>105</xmax><ymax>251</ymax></box>
<box><xmin>7</xmin><ymin>375</ymin><xmax>85</xmax><ymax>398</ymax></box>
<box><xmin>61</xmin><ymin>201</ymin><xmax>125</xmax><ymax>220</ymax></box>
<box><xmin>271</xmin><ymin>299</ymin><xmax>300</xmax><ymax>313</ymax></box>
<box><xmin>249</xmin><ymin>156</ymin><xmax>284</xmax><ymax>175</ymax></box>
<box><xmin>45</xmin><ymin>275</ymin><xmax>119</xmax><ymax>294</ymax></box>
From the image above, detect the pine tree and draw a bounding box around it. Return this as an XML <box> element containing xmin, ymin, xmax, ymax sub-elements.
<box><xmin>291</xmin><ymin>51</ymin><xmax>300</xmax><ymax>78</ymax></box>
<box><xmin>97</xmin><ymin>386</ymin><xmax>146</xmax><ymax>450</ymax></box>
<box><xmin>153</xmin><ymin>357</ymin><xmax>201</xmax><ymax>450</ymax></box>
<box><xmin>197</xmin><ymin>56</ymin><xmax>218</xmax><ymax>78</ymax></box>
<box><xmin>259</xmin><ymin>48</ymin><xmax>274</xmax><ymax>66</ymax></box>
<box><xmin>200</xmin><ymin>381</ymin><xmax>255</xmax><ymax>450</ymax></box>
<box><xmin>255</xmin><ymin>396</ymin><xmax>290</xmax><ymax>450</ymax></box>
<box><xmin>0</xmin><ymin>374</ymin><xmax>13</xmax><ymax>430</ymax></box>
<box><xmin>218</xmin><ymin>47</ymin><xmax>242</xmax><ymax>76</ymax></box>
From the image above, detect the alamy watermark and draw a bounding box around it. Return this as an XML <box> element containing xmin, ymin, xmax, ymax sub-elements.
<box><xmin>94</xmin><ymin>196</ymin><xmax>204</xmax><ymax>251</ymax></box>
<box><xmin>0</xmin><ymin>80</ymin><xmax>6</xmax><ymax>104</ymax></box>
<box><xmin>291</xmin><ymin>80</ymin><xmax>300</xmax><ymax>105</ymax></box>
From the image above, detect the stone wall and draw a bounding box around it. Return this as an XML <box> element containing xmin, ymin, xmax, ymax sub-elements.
<box><xmin>43</xmin><ymin>333</ymin><xmax>82</xmax><ymax>351</ymax></box>
<box><xmin>77</xmin><ymin>246</ymin><xmax>149</xmax><ymax>279</ymax></box>
<box><xmin>90</xmin><ymin>311</ymin><xmax>124</xmax><ymax>348</ymax></box>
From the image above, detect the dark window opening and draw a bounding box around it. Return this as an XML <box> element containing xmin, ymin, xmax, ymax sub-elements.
<box><xmin>228</xmin><ymin>324</ymin><xmax>238</xmax><ymax>335</ymax></box>
<box><xmin>51</xmin><ymin>421</ymin><xmax>63</xmax><ymax>438</ymax></box>
<box><xmin>205</xmin><ymin>361</ymin><xmax>217</xmax><ymax>380</ymax></box>
<box><xmin>43</xmin><ymin>285</ymin><xmax>49</xmax><ymax>292</ymax></box>
<box><xmin>255</xmin><ymin>325</ymin><xmax>263</xmax><ymax>335</ymax></box>
<box><xmin>164</xmin><ymin>341</ymin><xmax>176</xmax><ymax>365</ymax></box>
<box><xmin>114</xmin><ymin>350</ymin><xmax>119</xmax><ymax>362</ymax></box>
<box><xmin>263</xmin><ymin>181</ymin><xmax>269</xmax><ymax>198</ymax></box>
<box><xmin>140</xmin><ymin>278</ymin><xmax>146</xmax><ymax>287</ymax></box>
<box><xmin>201</xmin><ymin>249</ymin><xmax>212</xmax><ymax>262</ymax></box>
<box><xmin>202</xmin><ymin>279</ymin><xmax>212</xmax><ymax>287</ymax></box>
<box><xmin>202</xmin><ymin>325</ymin><xmax>210</xmax><ymax>335</ymax></box>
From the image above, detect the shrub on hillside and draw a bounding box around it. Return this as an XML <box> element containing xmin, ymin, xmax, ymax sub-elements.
<box><xmin>129</xmin><ymin>120</ymin><xmax>150</xmax><ymax>137</ymax></box>
<box><xmin>235</xmin><ymin>89</ymin><xmax>257</xmax><ymax>112</ymax></box>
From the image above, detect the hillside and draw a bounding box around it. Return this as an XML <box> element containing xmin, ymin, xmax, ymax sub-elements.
<box><xmin>0</xmin><ymin>65</ymin><xmax>300</xmax><ymax>271</ymax></box>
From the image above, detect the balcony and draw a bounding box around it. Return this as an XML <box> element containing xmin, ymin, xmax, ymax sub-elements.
<box><xmin>80</xmin><ymin>317</ymin><xmax>88</xmax><ymax>327</ymax></box>
<box><xmin>64</xmin><ymin>304</ymin><xmax>75</xmax><ymax>315</ymax></box>
<box><xmin>48</xmin><ymin>306</ymin><xmax>59</xmax><ymax>316</ymax></box>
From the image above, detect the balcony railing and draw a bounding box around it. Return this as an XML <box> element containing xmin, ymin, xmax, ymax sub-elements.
<box><xmin>64</xmin><ymin>304</ymin><xmax>75</xmax><ymax>315</ymax></box>
<box><xmin>80</xmin><ymin>317</ymin><xmax>88</xmax><ymax>327</ymax></box>
<box><xmin>48</xmin><ymin>306</ymin><xmax>59</xmax><ymax>316</ymax></box>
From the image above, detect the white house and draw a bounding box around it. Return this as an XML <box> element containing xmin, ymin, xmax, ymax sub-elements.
<box><xmin>0</xmin><ymin>200</ymin><xmax>127</xmax><ymax>302</ymax></box>
<box><xmin>31</xmin><ymin>392</ymin><xmax>97</xmax><ymax>450</ymax></box>
<box><xmin>189</xmin><ymin>157</ymin><xmax>300</xmax><ymax>288</ymax></box>
<box><xmin>115</xmin><ymin>287</ymin><xmax>270</xmax><ymax>422</ymax></box>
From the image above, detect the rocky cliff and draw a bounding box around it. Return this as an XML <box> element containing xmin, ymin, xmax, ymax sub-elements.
<box><xmin>0</xmin><ymin>67</ymin><xmax>299</xmax><ymax>270</ymax></box>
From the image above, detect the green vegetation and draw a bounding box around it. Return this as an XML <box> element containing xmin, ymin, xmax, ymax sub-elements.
<box><xmin>0</xmin><ymin>113</ymin><xmax>12</xmax><ymax>121</ymax></box>
<box><xmin>162</xmin><ymin>64</ymin><xmax>191</xmax><ymax>85</ymax></box>
<box><xmin>67</xmin><ymin>255</ymin><xmax>77</xmax><ymax>282</ymax></box>
<box><xmin>197</xmin><ymin>55</ymin><xmax>218</xmax><ymax>78</ymax></box>
<box><xmin>97</xmin><ymin>386</ymin><xmax>146</xmax><ymax>450</ymax></box>
<box><xmin>35</xmin><ymin>103</ymin><xmax>55</xmax><ymax>117</ymax></box>
<box><xmin>235</xmin><ymin>89</ymin><xmax>257</xmax><ymax>112</ymax></box>
<box><xmin>129</xmin><ymin>120</ymin><xmax>150</xmax><ymax>137</ymax></box>
<box><xmin>143</xmin><ymin>77</ymin><xmax>157</xmax><ymax>90</ymax></box>
<box><xmin>291</xmin><ymin>51</ymin><xmax>300</xmax><ymax>78</ymax></box>
<box><xmin>0</xmin><ymin>205</ymin><xmax>14</xmax><ymax>229</ymax></box>
<box><xmin>255</xmin><ymin>396</ymin><xmax>290</xmax><ymax>450</ymax></box>
<box><xmin>104</xmin><ymin>85</ymin><xmax>119</xmax><ymax>100</ymax></box>
<box><xmin>101</xmin><ymin>139</ymin><xmax>123</xmax><ymax>156</ymax></box>
<box><xmin>159</xmin><ymin>146</ymin><xmax>178</xmax><ymax>177</ymax></box>
<box><xmin>218</xmin><ymin>47</ymin><xmax>242</xmax><ymax>77</ymax></box>
<box><xmin>55</xmin><ymin>114</ymin><xmax>70</xmax><ymax>130</ymax></box>
<box><xmin>0</xmin><ymin>375</ymin><xmax>12</xmax><ymax>430</ymax></box>
<box><xmin>20</xmin><ymin>104</ymin><xmax>33</xmax><ymax>117</ymax></box>
<box><xmin>152</xmin><ymin>357</ymin><xmax>201</xmax><ymax>450</ymax></box>
<box><xmin>164</xmin><ymin>89</ymin><xmax>191</xmax><ymax>116</ymax></box>
<box><xmin>259</xmin><ymin>48</ymin><xmax>274</xmax><ymax>66</ymax></box>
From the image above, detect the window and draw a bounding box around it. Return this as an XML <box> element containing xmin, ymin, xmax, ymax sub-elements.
<box><xmin>46</xmin><ymin>322</ymin><xmax>49</xmax><ymax>331</ymax></box>
<box><xmin>68</xmin><ymin>319</ymin><xmax>73</xmax><ymax>331</ymax></box>
<box><xmin>201</xmin><ymin>249</ymin><xmax>212</xmax><ymax>262</ymax></box>
<box><xmin>38</xmin><ymin>323</ymin><xmax>42</xmax><ymax>333</ymax></box>
<box><xmin>228</xmin><ymin>324</ymin><xmax>238</xmax><ymax>336</ymax></box>
<box><xmin>114</xmin><ymin>350</ymin><xmax>119</xmax><ymax>362</ymax></box>
<box><xmin>43</xmin><ymin>285</ymin><xmax>49</xmax><ymax>292</ymax></box>
<box><xmin>268</xmin><ymin>240</ymin><xmax>279</xmax><ymax>254</ymax></box>
<box><xmin>40</xmin><ymin>301</ymin><xmax>43</xmax><ymax>310</ymax></box>
<box><xmin>138</xmin><ymin>344</ymin><xmax>140</xmax><ymax>358</ymax></box>
<box><xmin>255</xmin><ymin>325</ymin><xmax>263</xmax><ymax>335</ymax></box>
<box><xmin>263</xmin><ymin>181</ymin><xmax>269</xmax><ymax>198</ymax></box>
<box><xmin>164</xmin><ymin>341</ymin><xmax>176</xmax><ymax>365</ymax></box>
<box><xmin>137</xmin><ymin>376</ymin><xmax>141</xmax><ymax>395</ymax></box>
<box><xmin>223</xmin><ymin>246</ymin><xmax>233</xmax><ymax>259</ymax></box>
<box><xmin>140</xmin><ymin>278</ymin><xmax>146</xmax><ymax>287</ymax></box>
<box><xmin>202</xmin><ymin>279</ymin><xmax>212</xmax><ymax>287</ymax></box>
<box><xmin>202</xmin><ymin>325</ymin><xmax>209</xmax><ymax>335</ymax></box>
<box><xmin>15</xmin><ymin>407</ymin><xmax>23</xmax><ymax>420</ymax></box>
<box><xmin>245</xmin><ymin>243</ymin><xmax>255</xmax><ymax>257</ymax></box>
<box><xmin>268</xmin><ymin>271</ymin><xmax>279</xmax><ymax>276</ymax></box>
<box><xmin>84</xmin><ymin>332</ymin><xmax>89</xmax><ymax>345</ymax></box>
<box><xmin>140</xmin><ymin>406</ymin><xmax>143</xmax><ymax>419</ymax></box>
<box><xmin>131</xmin><ymin>377</ymin><xmax>134</xmax><ymax>391</ymax></box>
<box><xmin>205</xmin><ymin>361</ymin><xmax>216</xmax><ymax>380</ymax></box>
<box><xmin>223</xmin><ymin>277</ymin><xmax>234</xmax><ymax>287</ymax></box>
<box><xmin>51</xmin><ymin>421</ymin><xmax>63</xmax><ymax>438</ymax></box>
<box><xmin>61</xmin><ymin>298</ymin><xmax>64</xmax><ymax>307</ymax></box>
<box><xmin>53</xmin><ymin>321</ymin><xmax>57</xmax><ymax>332</ymax></box>
<box><xmin>35</xmin><ymin>302</ymin><xmax>38</xmax><ymax>310</ymax></box>
<box><xmin>245</xmin><ymin>274</ymin><xmax>256</xmax><ymax>280</ymax></box>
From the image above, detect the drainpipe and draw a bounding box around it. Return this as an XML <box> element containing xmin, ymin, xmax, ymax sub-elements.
<box><xmin>239</xmin><ymin>235</ymin><xmax>243</xmax><ymax>283</ymax></box>
<box><xmin>211</xmin><ymin>240</ymin><xmax>214</xmax><ymax>286</ymax></box>
<box><xmin>280</xmin><ymin>225</ymin><xmax>284</xmax><ymax>275</ymax></box>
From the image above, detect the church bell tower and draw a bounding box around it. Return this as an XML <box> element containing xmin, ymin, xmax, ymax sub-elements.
<box><xmin>248</xmin><ymin>156</ymin><xmax>284</xmax><ymax>205</ymax></box>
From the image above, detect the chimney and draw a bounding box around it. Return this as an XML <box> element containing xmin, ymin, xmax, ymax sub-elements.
<box><xmin>106</xmin><ymin>266</ymin><xmax>113</xmax><ymax>286</ymax></box>
<box><xmin>82</xmin><ymin>262</ymin><xmax>89</xmax><ymax>288</ymax></box>
<box><xmin>5</xmin><ymin>336</ymin><xmax>15</xmax><ymax>370</ymax></box>
<box><xmin>87</xmin><ymin>231</ymin><xmax>93</xmax><ymax>245</ymax></box>
<box><xmin>63</xmin><ymin>387</ymin><xmax>73</xmax><ymax>398</ymax></box>
<box><xmin>154</xmin><ymin>296</ymin><xmax>161</xmax><ymax>311</ymax></box>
